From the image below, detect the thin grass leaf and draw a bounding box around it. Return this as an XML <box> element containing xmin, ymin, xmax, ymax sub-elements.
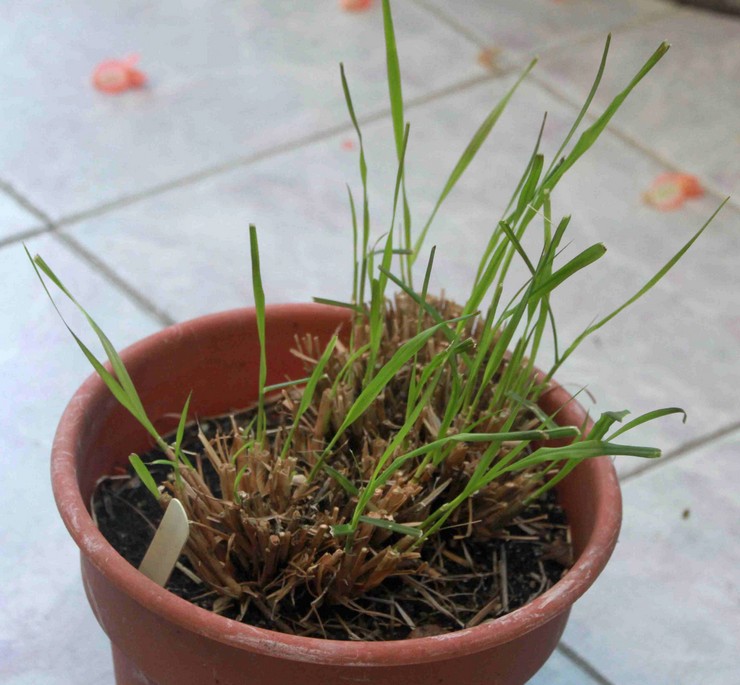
<box><xmin>378</xmin><ymin>426</ymin><xmax>580</xmax><ymax>490</ymax></box>
<box><xmin>323</xmin><ymin>465</ymin><xmax>360</xmax><ymax>496</ymax></box>
<box><xmin>312</xmin><ymin>297</ymin><xmax>364</xmax><ymax>314</ymax></box>
<box><xmin>499</xmin><ymin>220</ymin><xmax>536</xmax><ymax>274</ymax></box>
<box><xmin>380</xmin><ymin>0</ymin><xmax>414</xmax><ymax>285</ymax></box>
<box><xmin>545</xmin><ymin>42</ymin><xmax>669</xmax><ymax>189</ymax></box>
<box><xmin>366</xmin><ymin>124</ymin><xmax>411</xmax><ymax>383</ymax></box>
<box><xmin>340</xmin><ymin>63</ymin><xmax>371</xmax><ymax>307</ymax></box>
<box><xmin>506</xmin><ymin>392</ymin><xmax>559</xmax><ymax>430</ymax></box>
<box><xmin>233</xmin><ymin>462</ymin><xmax>250</xmax><ymax>502</ymax></box>
<box><xmin>281</xmin><ymin>335</ymin><xmax>338</xmax><ymax>459</ymax></box>
<box><xmin>27</xmin><ymin>249</ymin><xmax>169</xmax><ymax>453</ymax></box>
<box><xmin>264</xmin><ymin>376</ymin><xmax>314</xmax><ymax>393</ymax></box>
<box><xmin>32</xmin><ymin>254</ymin><xmax>151</xmax><ymax>422</ymax></box>
<box><xmin>368</xmin><ymin>248</ymin><xmax>413</xmax><ymax>257</ymax></box>
<box><xmin>129</xmin><ymin>454</ymin><xmax>161</xmax><ymax>499</ymax></box>
<box><xmin>359</xmin><ymin>515</ymin><xmax>422</xmax><ymax>539</ymax></box>
<box><xmin>589</xmin><ymin>410</ymin><xmax>631</xmax><ymax>440</ymax></box>
<box><xmin>530</xmin><ymin>243</ymin><xmax>607</xmax><ymax>301</ymax></box>
<box><xmin>348</xmin><ymin>184</ymin><xmax>359</xmax><ymax>305</ymax></box>
<box><xmin>545</xmin><ymin>34</ymin><xmax>611</xmax><ymax>178</ymax></box>
<box><xmin>383</xmin><ymin>0</ymin><xmax>413</xmax><ymax>285</ymax></box>
<box><xmin>381</xmin><ymin>0</ymin><xmax>405</xmax><ymax>160</ymax></box>
<box><xmin>413</xmin><ymin>58</ymin><xmax>537</xmax><ymax>262</ymax></box>
<box><xmin>550</xmin><ymin>198</ymin><xmax>728</xmax><ymax>378</ymax></box>
<box><xmin>515</xmin><ymin>153</ymin><xmax>544</xmax><ymax>218</ymax></box>
<box><xmin>330</xmin><ymin>523</ymin><xmax>355</xmax><ymax>537</ymax></box>
<box><xmin>608</xmin><ymin>407</ymin><xmax>686</xmax><ymax>441</ymax></box>
<box><xmin>508</xmin><ymin>440</ymin><xmax>661</xmax><ymax>472</ymax></box>
<box><xmin>174</xmin><ymin>392</ymin><xmax>194</xmax><ymax>470</ymax></box>
<box><xmin>503</xmin><ymin>112</ymin><xmax>548</xmax><ymax>219</ymax></box>
<box><xmin>249</xmin><ymin>225</ymin><xmax>268</xmax><ymax>443</ymax></box>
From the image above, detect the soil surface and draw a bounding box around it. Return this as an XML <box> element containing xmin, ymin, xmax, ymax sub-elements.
<box><xmin>93</xmin><ymin>414</ymin><xmax>573</xmax><ymax>640</ymax></box>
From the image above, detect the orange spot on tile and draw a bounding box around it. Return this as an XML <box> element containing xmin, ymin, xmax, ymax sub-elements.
<box><xmin>477</xmin><ymin>47</ymin><xmax>503</xmax><ymax>73</ymax></box>
<box><xmin>642</xmin><ymin>172</ymin><xmax>704</xmax><ymax>211</ymax></box>
<box><xmin>92</xmin><ymin>55</ymin><xmax>147</xmax><ymax>94</ymax></box>
<box><xmin>341</xmin><ymin>0</ymin><xmax>373</xmax><ymax>12</ymax></box>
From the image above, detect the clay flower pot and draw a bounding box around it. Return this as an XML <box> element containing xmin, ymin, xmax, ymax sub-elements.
<box><xmin>51</xmin><ymin>304</ymin><xmax>621</xmax><ymax>685</ymax></box>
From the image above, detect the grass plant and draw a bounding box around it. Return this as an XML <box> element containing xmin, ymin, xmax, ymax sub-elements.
<box><xmin>31</xmin><ymin>0</ymin><xmax>725</xmax><ymax>638</ymax></box>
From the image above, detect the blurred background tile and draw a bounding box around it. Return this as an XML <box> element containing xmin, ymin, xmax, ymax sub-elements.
<box><xmin>537</xmin><ymin>7</ymin><xmax>740</xmax><ymax>197</ymax></box>
<box><xmin>0</xmin><ymin>234</ymin><xmax>160</xmax><ymax>685</ymax></box>
<box><xmin>528</xmin><ymin>647</ymin><xmax>603</xmax><ymax>684</ymax></box>
<box><xmin>0</xmin><ymin>0</ymin><xmax>479</xmax><ymax>220</ymax></box>
<box><xmin>418</xmin><ymin>0</ymin><xmax>674</xmax><ymax>58</ymax></box>
<box><xmin>561</xmin><ymin>431</ymin><xmax>740</xmax><ymax>685</ymax></box>
<box><xmin>0</xmin><ymin>186</ymin><xmax>43</xmax><ymax>241</ymax></box>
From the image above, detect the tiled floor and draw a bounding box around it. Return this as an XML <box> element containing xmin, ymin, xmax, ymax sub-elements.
<box><xmin>1</xmin><ymin>1</ymin><xmax>738</xmax><ymax>683</ymax></box>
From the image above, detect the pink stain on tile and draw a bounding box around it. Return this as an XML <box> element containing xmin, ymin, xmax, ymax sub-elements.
<box><xmin>642</xmin><ymin>172</ymin><xmax>704</xmax><ymax>211</ymax></box>
<box><xmin>341</xmin><ymin>0</ymin><xmax>373</xmax><ymax>12</ymax></box>
<box><xmin>477</xmin><ymin>47</ymin><xmax>504</xmax><ymax>74</ymax></box>
<box><xmin>727</xmin><ymin>317</ymin><xmax>740</xmax><ymax>343</ymax></box>
<box><xmin>92</xmin><ymin>55</ymin><xmax>147</xmax><ymax>94</ymax></box>
<box><xmin>341</xmin><ymin>138</ymin><xmax>356</xmax><ymax>151</ymax></box>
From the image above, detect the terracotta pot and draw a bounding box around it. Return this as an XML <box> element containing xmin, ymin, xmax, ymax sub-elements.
<box><xmin>51</xmin><ymin>304</ymin><xmax>621</xmax><ymax>685</ymax></box>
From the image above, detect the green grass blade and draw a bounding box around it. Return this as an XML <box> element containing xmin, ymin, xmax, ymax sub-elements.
<box><xmin>348</xmin><ymin>184</ymin><xmax>359</xmax><ymax>305</ymax></box>
<box><xmin>381</xmin><ymin>0</ymin><xmax>405</xmax><ymax>160</ymax></box>
<box><xmin>31</xmin><ymin>253</ymin><xmax>151</xmax><ymax>427</ymax></box>
<box><xmin>503</xmin><ymin>112</ymin><xmax>547</xmax><ymax>218</ymax></box>
<box><xmin>27</xmin><ymin>248</ymin><xmax>168</xmax><ymax>451</ymax></box>
<box><xmin>175</xmin><ymin>392</ymin><xmax>192</xmax><ymax>453</ymax></box>
<box><xmin>545</xmin><ymin>42</ymin><xmax>669</xmax><ymax>189</ymax></box>
<box><xmin>323</xmin><ymin>465</ymin><xmax>360</xmax><ymax>496</ymax></box>
<box><xmin>264</xmin><ymin>376</ymin><xmax>314</xmax><ymax>393</ymax></box>
<box><xmin>249</xmin><ymin>225</ymin><xmax>268</xmax><ymax>443</ymax></box>
<box><xmin>545</xmin><ymin>34</ymin><xmax>611</xmax><ymax>178</ymax></box>
<box><xmin>174</xmin><ymin>392</ymin><xmax>194</xmax><ymax>470</ymax></box>
<box><xmin>515</xmin><ymin>153</ymin><xmax>544</xmax><ymax>218</ymax></box>
<box><xmin>282</xmin><ymin>335</ymin><xmax>338</xmax><ymax>459</ymax></box>
<box><xmin>530</xmin><ymin>243</ymin><xmax>607</xmax><ymax>301</ymax></box>
<box><xmin>340</xmin><ymin>64</ymin><xmax>371</xmax><ymax>308</ymax></box>
<box><xmin>312</xmin><ymin>297</ymin><xmax>364</xmax><ymax>314</ymax></box>
<box><xmin>550</xmin><ymin>199</ymin><xmax>728</xmax><ymax>378</ymax></box>
<box><xmin>129</xmin><ymin>454</ymin><xmax>161</xmax><ymax>499</ymax></box>
<box><xmin>608</xmin><ymin>407</ymin><xmax>686</xmax><ymax>441</ymax></box>
<box><xmin>508</xmin><ymin>440</ymin><xmax>661</xmax><ymax>472</ymax></box>
<box><xmin>413</xmin><ymin>58</ymin><xmax>537</xmax><ymax>262</ymax></box>
<box><xmin>359</xmin><ymin>515</ymin><xmax>422</xmax><ymax>539</ymax></box>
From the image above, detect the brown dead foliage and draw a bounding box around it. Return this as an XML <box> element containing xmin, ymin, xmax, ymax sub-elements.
<box><xmin>153</xmin><ymin>295</ymin><xmax>568</xmax><ymax>635</ymax></box>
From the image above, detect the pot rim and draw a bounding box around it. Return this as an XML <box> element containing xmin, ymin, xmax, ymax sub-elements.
<box><xmin>51</xmin><ymin>304</ymin><xmax>621</xmax><ymax>667</ymax></box>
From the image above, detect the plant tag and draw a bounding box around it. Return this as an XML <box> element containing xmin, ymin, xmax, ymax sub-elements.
<box><xmin>138</xmin><ymin>498</ymin><xmax>190</xmax><ymax>587</ymax></box>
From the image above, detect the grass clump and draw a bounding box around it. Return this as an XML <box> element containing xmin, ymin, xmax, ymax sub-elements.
<box><xmin>31</xmin><ymin>0</ymin><xmax>725</xmax><ymax>639</ymax></box>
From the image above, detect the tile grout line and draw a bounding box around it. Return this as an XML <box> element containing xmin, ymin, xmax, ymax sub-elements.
<box><xmin>0</xmin><ymin>177</ymin><xmax>175</xmax><ymax>328</ymax></box>
<box><xmin>53</xmin><ymin>232</ymin><xmax>176</xmax><ymax>328</ymax></box>
<box><xmin>556</xmin><ymin>642</ymin><xmax>617</xmax><ymax>685</ymax></box>
<box><xmin>621</xmin><ymin>419</ymin><xmax>740</xmax><ymax>482</ymax></box>
<box><xmin>0</xmin><ymin>178</ymin><xmax>55</xmax><ymax>228</ymax></box>
<box><xmin>410</xmin><ymin>0</ymin><xmax>485</xmax><ymax>48</ymax></box>
<box><xmin>0</xmin><ymin>224</ymin><xmax>53</xmax><ymax>250</ymax></box>
<box><xmin>411</xmin><ymin>0</ymin><xmax>681</xmax><ymax>58</ymax></box>
<box><xmin>50</xmin><ymin>71</ymin><xmax>503</xmax><ymax>232</ymax></box>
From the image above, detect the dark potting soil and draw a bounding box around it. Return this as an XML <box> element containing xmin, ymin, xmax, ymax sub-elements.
<box><xmin>93</xmin><ymin>414</ymin><xmax>573</xmax><ymax>641</ymax></box>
